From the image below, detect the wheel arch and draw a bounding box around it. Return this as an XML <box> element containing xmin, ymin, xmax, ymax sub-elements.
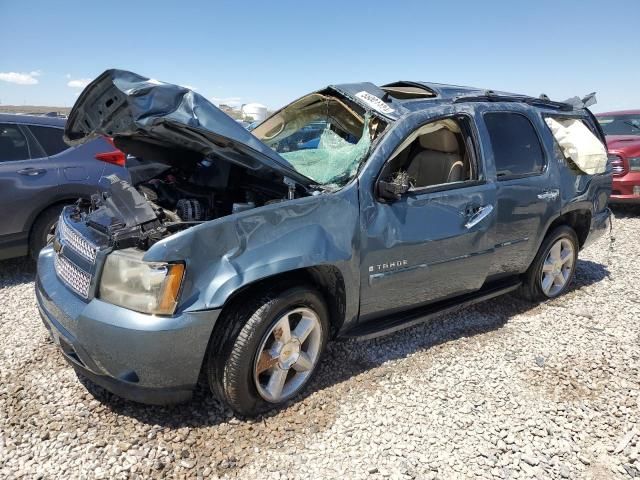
<box><xmin>27</xmin><ymin>196</ymin><xmax>87</xmax><ymax>245</ymax></box>
<box><xmin>545</xmin><ymin>208</ymin><xmax>591</xmax><ymax>249</ymax></box>
<box><xmin>216</xmin><ymin>265</ymin><xmax>348</xmax><ymax>339</ymax></box>
<box><xmin>198</xmin><ymin>265</ymin><xmax>349</xmax><ymax>394</ymax></box>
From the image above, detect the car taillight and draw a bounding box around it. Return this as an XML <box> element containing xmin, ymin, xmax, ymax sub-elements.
<box><xmin>608</xmin><ymin>154</ymin><xmax>627</xmax><ymax>176</ymax></box>
<box><xmin>95</xmin><ymin>137</ymin><xmax>126</xmax><ymax>167</ymax></box>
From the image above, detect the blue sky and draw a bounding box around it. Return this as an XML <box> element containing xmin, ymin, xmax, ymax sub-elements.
<box><xmin>1</xmin><ymin>0</ymin><xmax>638</xmax><ymax>113</ymax></box>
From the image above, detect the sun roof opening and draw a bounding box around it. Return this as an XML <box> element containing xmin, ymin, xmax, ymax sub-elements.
<box><xmin>381</xmin><ymin>82</ymin><xmax>437</xmax><ymax>100</ymax></box>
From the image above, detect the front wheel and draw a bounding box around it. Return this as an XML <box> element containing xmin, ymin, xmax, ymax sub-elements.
<box><xmin>518</xmin><ymin>225</ymin><xmax>579</xmax><ymax>301</ymax></box>
<box><xmin>207</xmin><ymin>285</ymin><xmax>329</xmax><ymax>416</ymax></box>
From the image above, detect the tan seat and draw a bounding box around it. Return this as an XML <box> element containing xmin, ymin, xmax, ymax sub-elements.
<box><xmin>407</xmin><ymin>128</ymin><xmax>464</xmax><ymax>187</ymax></box>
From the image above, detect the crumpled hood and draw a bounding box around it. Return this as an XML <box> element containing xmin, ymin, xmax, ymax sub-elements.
<box><xmin>64</xmin><ymin>69</ymin><xmax>314</xmax><ymax>186</ymax></box>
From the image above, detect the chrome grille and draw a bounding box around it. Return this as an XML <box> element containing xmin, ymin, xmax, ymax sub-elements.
<box><xmin>58</xmin><ymin>217</ymin><xmax>98</xmax><ymax>262</ymax></box>
<box><xmin>54</xmin><ymin>253</ymin><xmax>92</xmax><ymax>298</ymax></box>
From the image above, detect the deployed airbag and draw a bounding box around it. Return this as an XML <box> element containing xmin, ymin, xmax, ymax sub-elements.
<box><xmin>545</xmin><ymin>117</ymin><xmax>607</xmax><ymax>174</ymax></box>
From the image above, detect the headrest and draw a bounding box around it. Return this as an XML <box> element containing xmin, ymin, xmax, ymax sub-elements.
<box><xmin>418</xmin><ymin>128</ymin><xmax>459</xmax><ymax>153</ymax></box>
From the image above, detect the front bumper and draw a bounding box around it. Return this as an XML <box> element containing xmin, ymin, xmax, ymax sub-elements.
<box><xmin>36</xmin><ymin>247</ymin><xmax>221</xmax><ymax>405</ymax></box>
<box><xmin>582</xmin><ymin>208</ymin><xmax>612</xmax><ymax>250</ymax></box>
<box><xmin>610</xmin><ymin>172</ymin><xmax>640</xmax><ymax>204</ymax></box>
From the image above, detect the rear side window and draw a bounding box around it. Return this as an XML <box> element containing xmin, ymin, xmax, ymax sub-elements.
<box><xmin>545</xmin><ymin>116</ymin><xmax>607</xmax><ymax>175</ymax></box>
<box><xmin>484</xmin><ymin>112</ymin><xmax>545</xmax><ymax>179</ymax></box>
<box><xmin>0</xmin><ymin>123</ymin><xmax>30</xmax><ymax>162</ymax></box>
<box><xmin>28</xmin><ymin>125</ymin><xmax>69</xmax><ymax>156</ymax></box>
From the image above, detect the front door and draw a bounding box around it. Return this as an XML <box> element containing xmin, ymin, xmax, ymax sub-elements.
<box><xmin>358</xmin><ymin>114</ymin><xmax>496</xmax><ymax>321</ymax></box>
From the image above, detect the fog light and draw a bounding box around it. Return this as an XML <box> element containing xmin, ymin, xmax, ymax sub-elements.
<box><xmin>634</xmin><ymin>186</ymin><xmax>640</xmax><ymax>196</ymax></box>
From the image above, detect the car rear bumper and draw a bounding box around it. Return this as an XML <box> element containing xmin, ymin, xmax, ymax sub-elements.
<box><xmin>582</xmin><ymin>208</ymin><xmax>611</xmax><ymax>250</ymax></box>
<box><xmin>36</xmin><ymin>247</ymin><xmax>221</xmax><ymax>405</ymax></box>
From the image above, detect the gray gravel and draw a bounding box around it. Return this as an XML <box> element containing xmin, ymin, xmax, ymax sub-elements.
<box><xmin>1</xmin><ymin>208</ymin><xmax>639</xmax><ymax>479</ymax></box>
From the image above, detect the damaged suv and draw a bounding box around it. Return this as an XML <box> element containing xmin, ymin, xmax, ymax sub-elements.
<box><xmin>36</xmin><ymin>70</ymin><xmax>612</xmax><ymax>415</ymax></box>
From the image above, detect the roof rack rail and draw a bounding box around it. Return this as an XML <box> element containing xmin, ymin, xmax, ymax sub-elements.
<box><xmin>453</xmin><ymin>90</ymin><xmax>573</xmax><ymax>111</ymax></box>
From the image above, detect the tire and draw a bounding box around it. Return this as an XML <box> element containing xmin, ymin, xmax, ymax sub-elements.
<box><xmin>207</xmin><ymin>285</ymin><xmax>329</xmax><ymax>417</ymax></box>
<box><xmin>29</xmin><ymin>205</ymin><xmax>65</xmax><ymax>260</ymax></box>
<box><xmin>518</xmin><ymin>225</ymin><xmax>579</xmax><ymax>302</ymax></box>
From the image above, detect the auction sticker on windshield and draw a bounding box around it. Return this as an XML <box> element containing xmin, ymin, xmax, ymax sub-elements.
<box><xmin>355</xmin><ymin>91</ymin><xmax>395</xmax><ymax>115</ymax></box>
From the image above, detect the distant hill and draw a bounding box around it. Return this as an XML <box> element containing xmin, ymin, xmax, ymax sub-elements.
<box><xmin>0</xmin><ymin>105</ymin><xmax>71</xmax><ymax>115</ymax></box>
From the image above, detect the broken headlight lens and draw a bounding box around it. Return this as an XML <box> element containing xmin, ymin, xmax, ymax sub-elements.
<box><xmin>98</xmin><ymin>248</ymin><xmax>185</xmax><ymax>315</ymax></box>
<box><xmin>628</xmin><ymin>157</ymin><xmax>640</xmax><ymax>172</ymax></box>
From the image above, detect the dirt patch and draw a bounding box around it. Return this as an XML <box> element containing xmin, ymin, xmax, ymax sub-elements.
<box><xmin>524</xmin><ymin>353</ymin><xmax>612</xmax><ymax>402</ymax></box>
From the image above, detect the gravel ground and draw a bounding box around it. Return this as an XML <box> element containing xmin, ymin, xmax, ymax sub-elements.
<box><xmin>1</xmin><ymin>208</ymin><xmax>639</xmax><ymax>479</ymax></box>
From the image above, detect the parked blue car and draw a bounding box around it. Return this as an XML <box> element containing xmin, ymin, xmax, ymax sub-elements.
<box><xmin>0</xmin><ymin>114</ymin><xmax>129</xmax><ymax>260</ymax></box>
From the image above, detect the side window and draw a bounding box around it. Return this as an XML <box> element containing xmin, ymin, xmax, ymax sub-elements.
<box><xmin>27</xmin><ymin>125</ymin><xmax>69</xmax><ymax>156</ymax></box>
<box><xmin>484</xmin><ymin>112</ymin><xmax>545</xmax><ymax>179</ymax></box>
<box><xmin>544</xmin><ymin>116</ymin><xmax>608</xmax><ymax>175</ymax></box>
<box><xmin>0</xmin><ymin>123</ymin><xmax>30</xmax><ymax>162</ymax></box>
<box><xmin>380</xmin><ymin>116</ymin><xmax>477</xmax><ymax>191</ymax></box>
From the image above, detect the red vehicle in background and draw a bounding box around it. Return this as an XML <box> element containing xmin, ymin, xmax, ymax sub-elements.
<box><xmin>596</xmin><ymin>110</ymin><xmax>640</xmax><ymax>204</ymax></box>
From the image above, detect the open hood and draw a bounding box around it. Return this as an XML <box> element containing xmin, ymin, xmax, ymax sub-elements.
<box><xmin>64</xmin><ymin>69</ymin><xmax>314</xmax><ymax>187</ymax></box>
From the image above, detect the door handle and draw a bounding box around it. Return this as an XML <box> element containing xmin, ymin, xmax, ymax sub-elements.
<box><xmin>537</xmin><ymin>189</ymin><xmax>559</xmax><ymax>201</ymax></box>
<box><xmin>17</xmin><ymin>168</ymin><xmax>47</xmax><ymax>176</ymax></box>
<box><xmin>464</xmin><ymin>204</ymin><xmax>494</xmax><ymax>229</ymax></box>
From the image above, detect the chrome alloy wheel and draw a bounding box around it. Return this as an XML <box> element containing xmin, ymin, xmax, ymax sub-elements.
<box><xmin>540</xmin><ymin>238</ymin><xmax>575</xmax><ymax>297</ymax></box>
<box><xmin>253</xmin><ymin>307</ymin><xmax>322</xmax><ymax>403</ymax></box>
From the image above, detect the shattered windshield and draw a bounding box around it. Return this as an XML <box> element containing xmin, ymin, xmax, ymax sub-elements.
<box><xmin>252</xmin><ymin>94</ymin><xmax>379</xmax><ymax>187</ymax></box>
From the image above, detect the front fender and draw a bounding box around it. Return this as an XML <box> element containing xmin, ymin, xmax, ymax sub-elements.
<box><xmin>143</xmin><ymin>184</ymin><xmax>361</xmax><ymax>320</ymax></box>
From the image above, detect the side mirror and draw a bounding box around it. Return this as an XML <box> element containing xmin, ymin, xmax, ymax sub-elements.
<box><xmin>377</xmin><ymin>171</ymin><xmax>411</xmax><ymax>201</ymax></box>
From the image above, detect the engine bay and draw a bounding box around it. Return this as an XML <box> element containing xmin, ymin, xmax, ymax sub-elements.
<box><xmin>76</xmin><ymin>155</ymin><xmax>298</xmax><ymax>251</ymax></box>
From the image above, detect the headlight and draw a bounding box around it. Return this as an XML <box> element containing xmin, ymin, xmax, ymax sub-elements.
<box><xmin>628</xmin><ymin>157</ymin><xmax>640</xmax><ymax>172</ymax></box>
<box><xmin>98</xmin><ymin>248</ymin><xmax>185</xmax><ymax>315</ymax></box>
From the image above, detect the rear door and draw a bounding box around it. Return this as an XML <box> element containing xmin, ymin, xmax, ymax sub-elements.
<box><xmin>27</xmin><ymin>123</ymin><xmax>85</xmax><ymax>181</ymax></box>
<box><xmin>0</xmin><ymin>123</ymin><xmax>60</xmax><ymax>242</ymax></box>
<box><xmin>28</xmin><ymin>124</ymin><xmax>130</xmax><ymax>190</ymax></box>
<box><xmin>478</xmin><ymin>108</ymin><xmax>560</xmax><ymax>278</ymax></box>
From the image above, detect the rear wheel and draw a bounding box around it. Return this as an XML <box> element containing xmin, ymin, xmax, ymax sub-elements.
<box><xmin>29</xmin><ymin>205</ymin><xmax>65</xmax><ymax>260</ymax></box>
<box><xmin>518</xmin><ymin>225</ymin><xmax>578</xmax><ymax>301</ymax></box>
<box><xmin>207</xmin><ymin>285</ymin><xmax>329</xmax><ymax>416</ymax></box>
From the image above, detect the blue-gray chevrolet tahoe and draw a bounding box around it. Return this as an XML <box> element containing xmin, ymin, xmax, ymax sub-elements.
<box><xmin>35</xmin><ymin>70</ymin><xmax>612</xmax><ymax>416</ymax></box>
